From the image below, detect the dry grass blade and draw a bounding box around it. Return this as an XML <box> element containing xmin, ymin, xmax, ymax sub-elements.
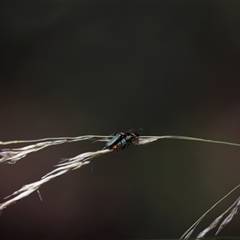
<box><xmin>215</xmin><ymin>197</ymin><xmax>240</xmax><ymax>235</ymax></box>
<box><xmin>180</xmin><ymin>184</ymin><xmax>240</xmax><ymax>239</ymax></box>
<box><xmin>137</xmin><ymin>137</ymin><xmax>159</xmax><ymax>145</ymax></box>
<box><xmin>0</xmin><ymin>135</ymin><xmax>109</xmax><ymax>164</ymax></box>
<box><xmin>0</xmin><ymin>136</ymin><xmax>158</xmax><ymax>165</ymax></box>
<box><xmin>0</xmin><ymin>135</ymin><xmax>103</xmax><ymax>145</ymax></box>
<box><xmin>0</xmin><ymin>140</ymin><xmax>66</xmax><ymax>164</ymax></box>
<box><xmin>197</xmin><ymin>196</ymin><xmax>240</xmax><ymax>238</ymax></box>
<box><xmin>0</xmin><ymin>149</ymin><xmax>112</xmax><ymax>211</ymax></box>
<box><xmin>1</xmin><ymin>135</ymin><xmax>240</xmax><ymax>165</ymax></box>
<box><xmin>196</xmin><ymin>215</ymin><xmax>225</xmax><ymax>238</ymax></box>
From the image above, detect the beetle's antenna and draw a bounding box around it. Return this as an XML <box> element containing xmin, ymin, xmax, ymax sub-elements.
<box><xmin>138</xmin><ymin>128</ymin><xmax>149</xmax><ymax>135</ymax></box>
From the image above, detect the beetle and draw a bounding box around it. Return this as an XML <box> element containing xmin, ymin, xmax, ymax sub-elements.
<box><xmin>103</xmin><ymin>131</ymin><xmax>139</xmax><ymax>150</ymax></box>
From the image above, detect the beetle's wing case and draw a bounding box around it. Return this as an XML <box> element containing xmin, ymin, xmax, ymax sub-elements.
<box><xmin>105</xmin><ymin>133</ymin><xmax>123</xmax><ymax>148</ymax></box>
<box><xmin>115</xmin><ymin>132</ymin><xmax>133</xmax><ymax>148</ymax></box>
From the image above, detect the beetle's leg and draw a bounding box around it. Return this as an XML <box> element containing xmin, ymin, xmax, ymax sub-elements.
<box><xmin>121</xmin><ymin>144</ymin><xmax>126</xmax><ymax>150</ymax></box>
<box><xmin>126</xmin><ymin>143</ymin><xmax>129</xmax><ymax>148</ymax></box>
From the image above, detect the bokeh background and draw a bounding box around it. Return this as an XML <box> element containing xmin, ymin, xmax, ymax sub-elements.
<box><xmin>1</xmin><ymin>2</ymin><xmax>240</xmax><ymax>239</ymax></box>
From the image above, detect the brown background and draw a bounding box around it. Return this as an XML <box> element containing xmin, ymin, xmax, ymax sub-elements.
<box><xmin>1</xmin><ymin>2</ymin><xmax>240</xmax><ymax>239</ymax></box>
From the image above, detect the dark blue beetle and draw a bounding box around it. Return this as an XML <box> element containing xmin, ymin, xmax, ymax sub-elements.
<box><xmin>103</xmin><ymin>131</ymin><xmax>139</xmax><ymax>150</ymax></box>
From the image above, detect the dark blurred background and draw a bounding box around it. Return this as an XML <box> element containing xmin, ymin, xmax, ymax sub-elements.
<box><xmin>1</xmin><ymin>2</ymin><xmax>240</xmax><ymax>239</ymax></box>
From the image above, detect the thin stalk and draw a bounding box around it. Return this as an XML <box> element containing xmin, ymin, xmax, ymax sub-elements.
<box><xmin>180</xmin><ymin>184</ymin><xmax>240</xmax><ymax>239</ymax></box>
